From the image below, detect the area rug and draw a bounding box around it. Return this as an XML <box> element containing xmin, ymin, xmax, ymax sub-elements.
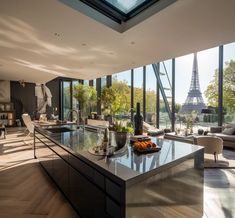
<box><xmin>204</xmin><ymin>153</ymin><xmax>235</xmax><ymax>168</ymax></box>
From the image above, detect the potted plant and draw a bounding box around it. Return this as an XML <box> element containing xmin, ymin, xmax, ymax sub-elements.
<box><xmin>113</xmin><ymin>121</ymin><xmax>134</xmax><ymax>149</ymax></box>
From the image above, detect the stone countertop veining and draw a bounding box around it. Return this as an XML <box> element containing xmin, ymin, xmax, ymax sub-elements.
<box><xmin>35</xmin><ymin>125</ymin><xmax>204</xmax><ymax>185</ymax></box>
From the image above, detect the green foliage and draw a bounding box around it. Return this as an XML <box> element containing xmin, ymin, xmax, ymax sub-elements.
<box><xmin>175</xmin><ymin>103</ymin><xmax>182</xmax><ymax>113</ymax></box>
<box><xmin>103</xmin><ymin>80</ymin><xmax>172</xmax><ymax>116</ymax></box>
<box><xmin>205</xmin><ymin>60</ymin><xmax>235</xmax><ymax>112</ymax></box>
<box><xmin>113</xmin><ymin>120</ymin><xmax>134</xmax><ymax>133</ymax></box>
<box><xmin>73</xmin><ymin>84</ymin><xmax>97</xmax><ymax>109</ymax></box>
<box><xmin>101</xmin><ymin>86</ymin><xmax>122</xmax><ymax>115</ymax></box>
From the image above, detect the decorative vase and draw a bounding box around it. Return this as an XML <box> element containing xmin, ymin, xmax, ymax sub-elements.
<box><xmin>198</xmin><ymin>129</ymin><xmax>204</xmax><ymax>135</ymax></box>
<box><xmin>115</xmin><ymin>132</ymin><xmax>127</xmax><ymax>149</ymax></box>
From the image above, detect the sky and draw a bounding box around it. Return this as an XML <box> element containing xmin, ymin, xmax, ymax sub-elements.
<box><xmin>114</xmin><ymin>42</ymin><xmax>235</xmax><ymax>105</ymax></box>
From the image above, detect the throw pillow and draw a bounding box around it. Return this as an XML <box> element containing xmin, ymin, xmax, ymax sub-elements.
<box><xmin>222</xmin><ymin>127</ymin><xmax>235</xmax><ymax>135</ymax></box>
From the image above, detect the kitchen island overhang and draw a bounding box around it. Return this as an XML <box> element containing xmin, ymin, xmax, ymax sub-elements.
<box><xmin>34</xmin><ymin>125</ymin><xmax>204</xmax><ymax>218</ymax></box>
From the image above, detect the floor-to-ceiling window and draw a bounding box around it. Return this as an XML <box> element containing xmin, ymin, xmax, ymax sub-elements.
<box><xmin>72</xmin><ymin>80</ymin><xmax>79</xmax><ymax>110</ymax></box>
<box><xmin>101</xmin><ymin>76</ymin><xmax>106</xmax><ymax>88</ymax></box>
<box><xmin>146</xmin><ymin>65</ymin><xmax>157</xmax><ymax>126</ymax></box>
<box><xmin>60</xmin><ymin>42</ymin><xmax>235</xmax><ymax>129</ymax></box>
<box><xmin>134</xmin><ymin>67</ymin><xmax>143</xmax><ymax>113</ymax></box>
<box><xmin>175</xmin><ymin>47</ymin><xmax>219</xmax><ymax>131</ymax></box>
<box><xmin>62</xmin><ymin>81</ymin><xmax>72</xmax><ymax>120</ymax></box>
<box><xmin>112</xmin><ymin>70</ymin><xmax>131</xmax><ymax>119</ymax></box>
<box><xmin>223</xmin><ymin>42</ymin><xmax>235</xmax><ymax>124</ymax></box>
<box><xmin>90</xmin><ymin>80</ymin><xmax>97</xmax><ymax>114</ymax></box>
<box><xmin>83</xmin><ymin>80</ymin><xmax>89</xmax><ymax>85</ymax></box>
<box><xmin>159</xmin><ymin>60</ymin><xmax>172</xmax><ymax>129</ymax></box>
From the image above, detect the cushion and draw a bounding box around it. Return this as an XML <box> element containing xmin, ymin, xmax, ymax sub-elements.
<box><xmin>212</xmin><ymin>133</ymin><xmax>235</xmax><ymax>141</ymax></box>
<box><xmin>221</xmin><ymin>127</ymin><xmax>235</xmax><ymax>135</ymax></box>
<box><xmin>210</xmin><ymin>126</ymin><xmax>223</xmax><ymax>133</ymax></box>
<box><xmin>148</xmin><ymin>129</ymin><xmax>164</xmax><ymax>136</ymax></box>
<box><xmin>224</xmin><ymin>124</ymin><xmax>235</xmax><ymax>129</ymax></box>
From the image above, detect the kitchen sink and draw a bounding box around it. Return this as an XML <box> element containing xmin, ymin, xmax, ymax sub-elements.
<box><xmin>45</xmin><ymin>127</ymin><xmax>74</xmax><ymax>133</ymax></box>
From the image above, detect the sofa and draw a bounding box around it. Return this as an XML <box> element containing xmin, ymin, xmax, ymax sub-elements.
<box><xmin>209</xmin><ymin>124</ymin><xmax>235</xmax><ymax>149</ymax></box>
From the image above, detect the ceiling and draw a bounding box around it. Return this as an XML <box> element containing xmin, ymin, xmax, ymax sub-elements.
<box><xmin>0</xmin><ymin>0</ymin><xmax>235</xmax><ymax>83</ymax></box>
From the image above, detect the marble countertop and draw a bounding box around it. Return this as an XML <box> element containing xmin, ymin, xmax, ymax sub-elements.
<box><xmin>35</xmin><ymin>124</ymin><xmax>204</xmax><ymax>185</ymax></box>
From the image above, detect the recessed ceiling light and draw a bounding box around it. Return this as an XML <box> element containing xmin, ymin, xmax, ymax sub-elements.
<box><xmin>54</xmin><ymin>33</ymin><xmax>60</xmax><ymax>37</ymax></box>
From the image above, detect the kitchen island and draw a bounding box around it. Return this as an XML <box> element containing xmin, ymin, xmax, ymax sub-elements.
<box><xmin>34</xmin><ymin>125</ymin><xmax>204</xmax><ymax>218</ymax></box>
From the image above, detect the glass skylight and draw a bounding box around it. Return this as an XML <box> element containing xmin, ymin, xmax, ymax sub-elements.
<box><xmin>104</xmin><ymin>0</ymin><xmax>147</xmax><ymax>14</ymax></box>
<box><xmin>63</xmin><ymin>0</ymin><xmax>177</xmax><ymax>32</ymax></box>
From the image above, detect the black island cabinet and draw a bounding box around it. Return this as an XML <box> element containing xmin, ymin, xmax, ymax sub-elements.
<box><xmin>34</xmin><ymin>125</ymin><xmax>204</xmax><ymax>218</ymax></box>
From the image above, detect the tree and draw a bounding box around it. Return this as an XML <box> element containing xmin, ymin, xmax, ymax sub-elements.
<box><xmin>73</xmin><ymin>84</ymin><xmax>97</xmax><ymax>110</ymax></box>
<box><xmin>101</xmin><ymin>81</ymin><xmax>131</xmax><ymax>115</ymax></box>
<box><xmin>205</xmin><ymin>60</ymin><xmax>235</xmax><ymax>112</ymax></box>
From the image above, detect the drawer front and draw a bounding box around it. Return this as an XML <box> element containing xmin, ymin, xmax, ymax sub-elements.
<box><xmin>69</xmin><ymin>155</ymin><xmax>94</xmax><ymax>180</ymax></box>
<box><xmin>106</xmin><ymin>197</ymin><xmax>121</xmax><ymax>218</ymax></box>
<box><xmin>93</xmin><ymin>170</ymin><xmax>105</xmax><ymax>190</ymax></box>
<box><xmin>105</xmin><ymin>179</ymin><xmax>121</xmax><ymax>203</ymax></box>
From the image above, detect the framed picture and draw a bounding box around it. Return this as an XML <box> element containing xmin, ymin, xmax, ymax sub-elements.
<box><xmin>0</xmin><ymin>81</ymin><xmax>10</xmax><ymax>102</ymax></box>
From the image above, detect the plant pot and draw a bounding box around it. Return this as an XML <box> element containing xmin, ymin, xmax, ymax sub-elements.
<box><xmin>115</xmin><ymin>132</ymin><xmax>127</xmax><ymax>149</ymax></box>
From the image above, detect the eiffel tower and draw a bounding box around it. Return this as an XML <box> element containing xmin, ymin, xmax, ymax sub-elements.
<box><xmin>180</xmin><ymin>53</ymin><xmax>205</xmax><ymax>113</ymax></box>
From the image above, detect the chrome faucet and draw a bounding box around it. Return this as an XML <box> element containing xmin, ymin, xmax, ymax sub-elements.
<box><xmin>67</xmin><ymin>109</ymin><xmax>80</xmax><ymax>125</ymax></box>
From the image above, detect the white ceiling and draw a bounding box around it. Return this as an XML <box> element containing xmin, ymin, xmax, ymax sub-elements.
<box><xmin>0</xmin><ymin>0</ymin><xmax>235</xmax><ymax>83</ymax></box>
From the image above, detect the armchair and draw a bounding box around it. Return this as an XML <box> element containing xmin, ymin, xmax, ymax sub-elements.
<box><xmin>195</xmin><ymin>136</ymin><xmax>223</xmax><ymax>162</ymax></box>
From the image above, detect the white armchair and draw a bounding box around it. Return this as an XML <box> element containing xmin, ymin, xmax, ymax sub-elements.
<box><xmin>195</xmin><ymin>136</ymin><xmax>223</xmax><ymax>162</ymax></box>
<box><xmin>22</xmin><ymin>113</ymin><xmax>34</xmax><ymax>145</ymax></box>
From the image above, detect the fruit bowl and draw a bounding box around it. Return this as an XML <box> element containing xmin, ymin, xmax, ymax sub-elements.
<box><xmin>132</xmin><ymin>140</ymin><xmax>161</xmax><ymax>154</ymax></box>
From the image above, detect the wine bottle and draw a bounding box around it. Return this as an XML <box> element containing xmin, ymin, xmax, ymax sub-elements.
<box><xmin>134</xmin><ymin>102</ymin><xmax>143</xmax><ymax>135</ymax></box>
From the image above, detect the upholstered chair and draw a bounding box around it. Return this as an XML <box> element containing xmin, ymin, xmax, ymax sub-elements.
<box><xmin>195</xmin><ymin>136</ymin><xmax>223</xmax><ymax>162</ymax></box>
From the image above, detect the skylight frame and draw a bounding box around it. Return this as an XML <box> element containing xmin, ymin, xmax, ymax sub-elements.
<box><xmin>80</xmin><ymin>0</ymin><xmax>160</xmax><ymax>23</ymax></box>
<box><xmin>60</xmin><ymin>0</ymin><xmax>177</xmax><ymax>32</ymax></box>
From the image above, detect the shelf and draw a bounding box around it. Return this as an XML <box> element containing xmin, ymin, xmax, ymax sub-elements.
<box><xmin>0</xmin><ymin>119</ymin><xmax>13</xmax><ymax>120</ymax></box>
<box><xmin>0</xmin><ymin>111</ymin><xmax>15</xmax><ymax>113</ymax></box>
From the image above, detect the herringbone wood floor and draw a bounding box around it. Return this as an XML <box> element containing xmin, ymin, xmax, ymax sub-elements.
<box><xmin>0</xmin><ymin>128</ymin><xmax>79</xmax><ymax>218</ymax></box>
<box><xmin>1</xmin><ymin>128</ymin><xmax>235</xmax><ymax>218</ymax></box>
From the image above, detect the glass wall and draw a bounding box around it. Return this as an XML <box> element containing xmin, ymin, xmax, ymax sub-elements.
<box><xmin>159</xmin><ymin>60</ymin><xmax>172</xmax><ymax>129</ymax></box>
<box><xmin>223</xmin><ymin>42</ymin><xmax>235</xmax><ymax>124</ymax></box>
<box><xmin>83</xmin><ymin>80</ymin><xmax>89</xmax><ymax>85</ymax></box>
<box><xmin>101</xmin><ymin>76</ymin><xmax>106</xmax><ymax>88</ymax></box>
<box><xmin>62</xmin><ymin>81</ymin><xmax>72</xmax><ymax>120</ymax></box>
<box><xmin>60</xmin><ymin>42</ymin><xmax>234</xmax><ymax>129</ymax></box>
<box><xmin>175</xmin><ymin>47</ymin><xmax>219</xmax><ymax>132</ymax></box>
<box><xmin>72</xmin><ymin>81</ymin><xmax>79</xmax><ymax>110</ymax></box>
<box><xmin>146</xmin><ymin>65</ymin><xmax>157</xmax><ymax>126</ymax></box>
<box><xmin>134</xmin><ymin>67</ymin><xmax>143</xmax><ymax>113</ymax></box>
<box><xmin>91</xmin><ymin>80</ymin><xmax>97</xmax><ymax>114</ymax></box>
<box><xmin>112</xmin><ymin>70</ymin><xmax>131</xmax><ymax>119</ymax></box>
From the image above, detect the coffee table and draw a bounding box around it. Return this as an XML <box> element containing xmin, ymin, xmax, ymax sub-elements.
<box><xmin>164</xmin><ymin>132</ymin><xmax>197</xmax><ymax>144</ymax></box>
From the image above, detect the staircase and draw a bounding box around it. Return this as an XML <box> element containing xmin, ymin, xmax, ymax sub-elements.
<box><xmin>152</xmin><ymin>62</ymin><xmax>172</xmax><ymax>121</ymax></box>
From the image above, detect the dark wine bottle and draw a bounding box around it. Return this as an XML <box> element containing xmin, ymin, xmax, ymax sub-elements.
<box><xmin>134</xmin><ymin>102</ymin><xmax>143</xmax><ymax>135</ymax></box>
